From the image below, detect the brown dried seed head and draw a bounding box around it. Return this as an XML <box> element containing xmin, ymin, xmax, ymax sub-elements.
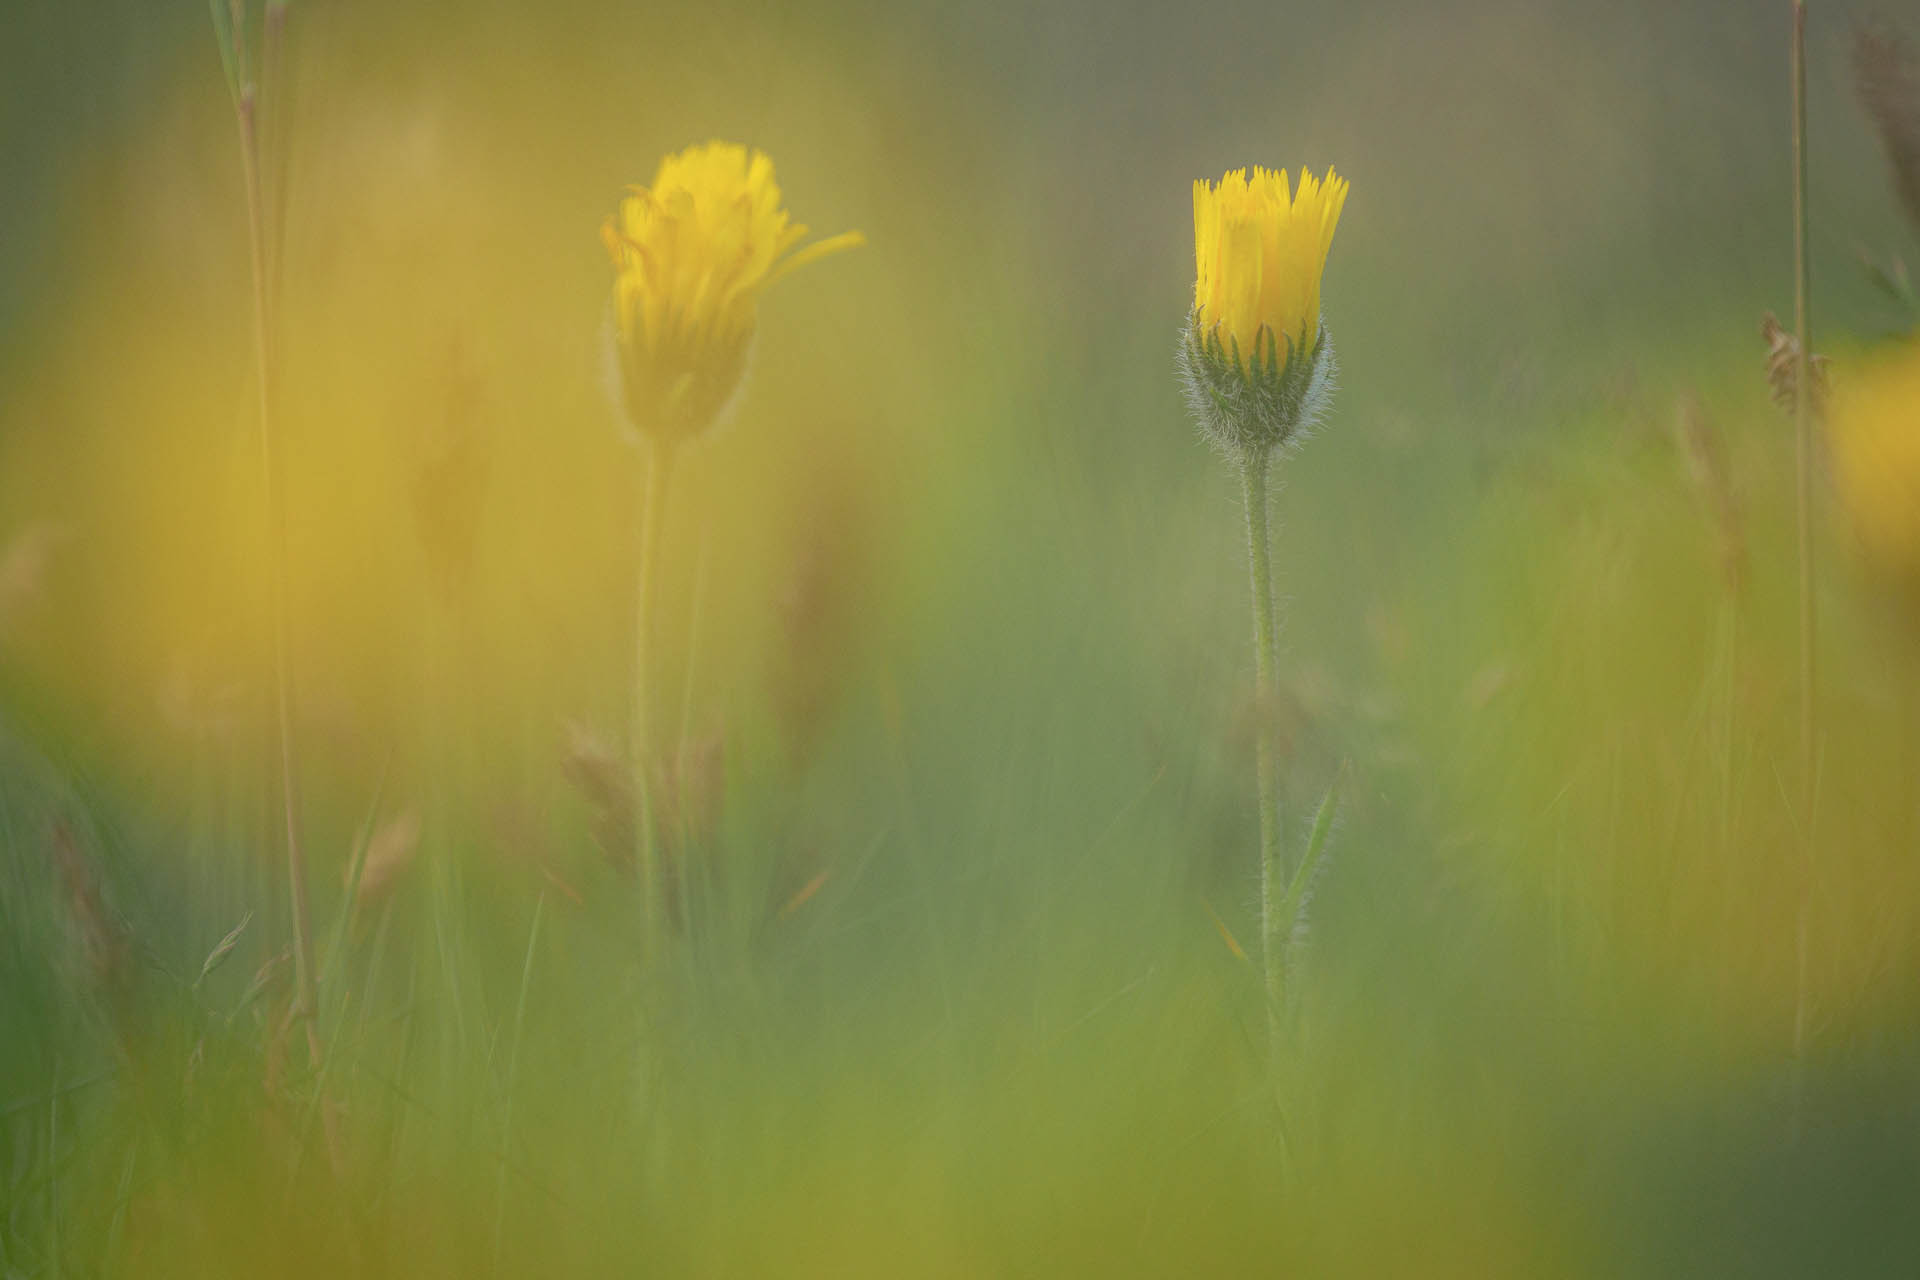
<box><xmin>49</xmin><ymin>822</ymin><xmax>130</xmax><ymax>996</ymax></box>
<box><xmin>658</xmin><ymin>727</ymin><xmax>726</xmax><ymax>850</ymax></box>
<box><xmin>0</xmin><ymin>522</ymin><xmax>69</xmax><ymax>637</ymax></box>
<box><xmin>1760</xmin><ymin>312</ymin><xmax>1829</xmax><ymax>419</ymax></box>
<box><xmin>1674</xmin><ymin>393</ymin><xmax>1746</xmax><ymax>593</ymax></box>
<box><xmin>352</xmin><ymin>809</ymin><xmax>422</xmax><ymax>906</ymax></box>
<box><xmin>559</xmin><ymin>719</ymin><xmax>725</xmax><ymax>925</ymax></box>
<box><xmin>561</xmin><ymin>719</ymin><xmax>635</xmax><ymax>870</ymax></box>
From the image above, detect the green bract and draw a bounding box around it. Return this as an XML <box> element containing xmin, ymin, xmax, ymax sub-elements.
<box><xmin>1176</xmin><ymin>314</ymin><xmax>1335</xmax><ymax>463</ymax></box>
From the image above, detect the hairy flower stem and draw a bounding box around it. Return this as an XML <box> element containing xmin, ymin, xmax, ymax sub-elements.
<box><xmin>633</xmin><ymin>435</ymin><xmax>679</xmax><ymax>969</ymax></box>
<box><xmin>236</xmin><ymin>77</ymin><xmax>320</xmax><ymax>1071</ymax></box>
<box><xmin>1790</xmin><ymin>0</ymin><xmax>1817</xmax><ymax>1104</ymax></box>
<box><xmin>1240</xmin><ymin>451</ymin><xmax>1286</xmax><ymax>1060</ymax></box>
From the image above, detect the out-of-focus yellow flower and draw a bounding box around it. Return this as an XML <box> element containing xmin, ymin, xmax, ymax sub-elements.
<box><xmin>1192</xmin><ymin>166</ymin><xmax>1348</xmax><ymax>370</ymax></box>
<box><xmin>601</xmin><ymin>141</ymin><xmax>863</xmax><ymax>441</ymax></box>
<box><xmin>1831</xmin><ymin>342</ymin><xmax>1920</xmax><ymax>588</ymax></box>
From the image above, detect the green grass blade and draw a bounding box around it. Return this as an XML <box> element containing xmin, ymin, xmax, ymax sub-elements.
<box><xmin>208</xmin><ymin>0</ymin><xmax>241</xmax><ymax>102</ymax></box>
<box><xmin>1279</xmin><ymin>764</ymin><xmax>1346</xmax><ymax>946</ymax></box>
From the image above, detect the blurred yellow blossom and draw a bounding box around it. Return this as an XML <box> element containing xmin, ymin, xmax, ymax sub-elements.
<box><xmin>1830</xmin><ymin>342</ymin><xmax>1920</xmax><ymax>591</ymax></box>
<box><xmin>601</xmin><ymin>141</ymin><xmax>863</xmax><ymax>441</ymax></box>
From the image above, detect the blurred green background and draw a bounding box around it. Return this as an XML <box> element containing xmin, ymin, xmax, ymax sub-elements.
<box><xmin>5</xmin><ymin>0</ymin><xmax>1920</xmax><ymax>1274</ymax></box>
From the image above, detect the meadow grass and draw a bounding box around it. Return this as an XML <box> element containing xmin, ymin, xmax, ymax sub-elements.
<box><xmin>4</xmin><ymin>2</ymin><xmax>1920</xmax><ymax>1276</ymax></box>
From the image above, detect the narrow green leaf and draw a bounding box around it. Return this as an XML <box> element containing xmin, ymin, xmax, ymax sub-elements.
<box><xmin>208</xmin><ymin>0</ymin><xmax>241</xmax><ymax>103</ymax></box>
<box><xmin>229</xmin><ymin>946</ymin><xmax>289</xmax><ymax>1023</ymax></box>
<box><xmin>194</xmin><ymin>912</ymin><xmax>251</xmax><ymax>988</ymax></box>
<box><xmin>1279</xmin><ymin>763</ymin><xmax>1346</xmax><ymax>944</ymax></box>
<box><xmin>1859</xmin><ymin>247</ymin><xmax>1918</xmax><ymax>309</ymax></box>
<box><xmin>324</xmin><ymin>753</ymin><xmax>394</xmax><ymax>997</ymax></box>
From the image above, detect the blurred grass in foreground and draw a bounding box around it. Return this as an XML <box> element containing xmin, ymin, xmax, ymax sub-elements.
<box><xmin>4</xmin><ymin>0</ymin><xmax>1920</xmax><ymax>1276</ymax></box>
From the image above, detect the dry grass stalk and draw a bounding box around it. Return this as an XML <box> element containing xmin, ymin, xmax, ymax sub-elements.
<box><xmin>562</xmin><ymin>720</ymin><xmax>635</xmax><ymax>870</ymax></box>
<box><xmin>563</xmin><ymin>720</ymin><xmax>725</xmax><ymax>919</ymax></box>
<box><xmin>1675</xmin><ymin>394</ymin><xmax>1747</xmax><ymax>594</ymax></box>
<box><xmin>49</xmin><ymin>822</ymin><xmax>131</xmax><ymax>1002</ymax></box>
<box><xmin>349</xmin><ymin>809</ymin><xmax>421</xmax><ymax>908</ymax></box>
<box><xmin>773</xmin><ymin>487</ymin><xmax>873</xmax><ymax>764</ymax></box>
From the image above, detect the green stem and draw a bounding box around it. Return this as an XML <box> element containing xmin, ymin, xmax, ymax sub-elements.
<box><xmin>1790</xmin><ymin>0</ymin><xmax>1817</xmax><ymax>1095</ymax></box>
<box><xmin>674</xmin><ymin>523</ymin><xmax>710</xmax><ymax>943</ymax></box>
<box><xmin>633</xmin><ymin>435</ymin><xmax>678</xmax><ymax>967</ymax></box>
<box><xmin>237</xmin><ymin>75</ymin><xmax>319</xmax><ymax>1070</ymax></box>
<box><xmin>1241</xmin><ymin>451</ymin><xmax>1285</xmax><ymax>1058</ymax></box>
<box><xmin>261</xmin><ymin>1</ymin><xmax>290</xmax><ymax>309</ymax></box>
<box><xmin>493</xmin><ymin>892</ymin><xmax>545</xmax><ymax>1271</ymax></box>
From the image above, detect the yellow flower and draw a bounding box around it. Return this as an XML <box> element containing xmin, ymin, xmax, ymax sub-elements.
<box><xmin>601</xmin><ymin>141</ymin><xmax>863</xmax><ymax>441</ymax></box>
<box><xmin>1192</xmin><ymin>166</ymin><xmax>1349</xmax><ymax>370</ymax></box>
<box><xmin>1831</xmin><ymin>343</ymin><xmax>1920</xmax><ymax>589</ymax></box>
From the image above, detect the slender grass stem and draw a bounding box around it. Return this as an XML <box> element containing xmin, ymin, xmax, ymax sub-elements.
<box><xmin>1905</xmin><ymin>650</ymin><xmax>1920</xmax><ymax>856</ymax></box>
<box><xmin>236</xmin><ymin>74</ymin><xmax>319</xmax><ymax>1071</ymax></box>
<box><xmin>633</xmin><ymin>435</ymin><xmax>679</xmax><ymax>967</ymax></box>
<box><xmin>104</xmin><ymin>1145</ymin><xmax>135</xmax><ymax>1274</ymax></box>
<box><xmin>677</xmin><ymin>521</ymin><xmax>709</xmax><ymax>753</ymax></box>
<box><xmin>1789</xmin><ymin>0</ymin><xmax>1817</xmax><ymax>1094</ymax></box>
<box><xmin>1719</xmin><ymin>597</ymin><xmax>1739</xmax><ymax>865</ymax></box>
<box><xmin>1240</xmin><ymin>451</ymin><xmax>1285</xmax><ymax>1059</ymax></box>
<box><xmin>261</xmin><ymin>1</ymin><xmax>289</xmax><ymax>304</ymax></box>
<box><xmin>493</xmin><ymin>892</ymin><xmax>545</xmax><ymax>1272</ymax></box>
<box><xmin>47</xmin><ymin>1056</ymin><xmax>59</xmax><ymax>1278</ymax></box>
<box><xmin>674</xmin><ymin>523</ymin><xmax>710</xmax><ymax>946</ymax></box>
<box><xmin>1716</xmin><ymin>593</ymin><xmax>1740</xmax><ymax>1034</ymax></box>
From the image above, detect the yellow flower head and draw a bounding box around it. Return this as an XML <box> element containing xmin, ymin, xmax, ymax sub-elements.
<box><xmin>1831</xmin><ymin>343</ymin><xmax>1920</xmax><ymax>590</ymax></box>
<box><xmin>601</xmin><ymin>141</ymin><xmax>863</xmax><ymax>441</ymax></box>
<box><xmin>1192</xmin><ymin>166</ymin><xmax>1349</xmax><ymax>370</ymax></box>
